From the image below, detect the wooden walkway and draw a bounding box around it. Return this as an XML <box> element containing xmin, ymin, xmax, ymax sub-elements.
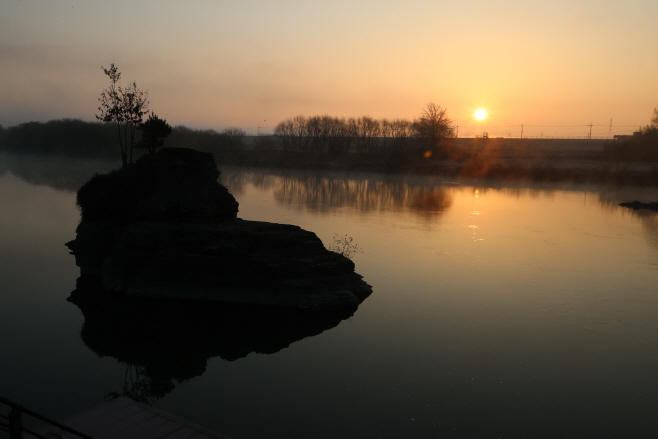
<box><xmin>30</xmin><ymin>397</ymin><xmax>232</xmax><ymax>439</ymax></box>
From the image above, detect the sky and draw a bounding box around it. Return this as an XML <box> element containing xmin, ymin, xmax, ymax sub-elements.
<box><xmin>2</xmin><ymin>0</ymin><xmax>657</xmax><ymax>137</ymax></box>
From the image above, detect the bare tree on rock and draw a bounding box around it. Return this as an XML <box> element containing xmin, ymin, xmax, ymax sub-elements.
<box><xmin>96</xmin><ymin>64</ymin><xmax>150</xmax><ymax>166</ymax></box>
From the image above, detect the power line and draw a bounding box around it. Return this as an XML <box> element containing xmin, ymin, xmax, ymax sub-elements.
<box><xmin>480</xmin><ymin>124</ymin><xmax>640</xmax><ymax>129</ymax></box>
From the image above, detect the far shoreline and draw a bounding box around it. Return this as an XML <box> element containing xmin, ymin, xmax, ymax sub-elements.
<box><xmin>215</xmin><ymin>137</ymin><xmax>658</xmax><ymax>187</ymax></box>
<box><xmin>3</xmin><ymin>136</ymin><xmax>658</xmax><ymax>188</ymax></box>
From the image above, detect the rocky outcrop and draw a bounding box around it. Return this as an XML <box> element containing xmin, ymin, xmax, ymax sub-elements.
<box><xmin>66</xmin><ymin>147</ymin><xmax>372</xmax><ymax>309</ymax></box>
<box><xmin>619</xmin><ymin>201</ymin><xmax>658</xmax><ymax>212</ymax></box>
<box><xmin>76</xmin><ymin>147</ymin><xmax>239</xmax><ymax>223</ymax></box>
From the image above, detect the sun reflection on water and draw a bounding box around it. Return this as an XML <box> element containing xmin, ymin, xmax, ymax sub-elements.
<box><xmin>468</xmin><ymin>209</ymin><xmax>485</xmax><ymax>242</ymax></box>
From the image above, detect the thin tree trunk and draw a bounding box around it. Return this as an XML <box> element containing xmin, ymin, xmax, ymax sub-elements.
<box><xmin>116</xmin><ymin>121</ymin><xmax>127</xmax><ymax>167</ymax></box>
<box><xmin>123</xmin><ymin>122</ymin><xmax>129</xmax><ymax>166</ymax></box>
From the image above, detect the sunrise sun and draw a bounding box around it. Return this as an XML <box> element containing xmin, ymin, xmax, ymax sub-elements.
<box><xmin>475</xmin><ymin>108</ymin><xmax>487</xmax><ymax>121</ymax></box>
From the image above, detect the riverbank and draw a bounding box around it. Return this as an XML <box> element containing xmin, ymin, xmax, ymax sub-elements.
<box><xmin>3</xmin><ymin>136</ymin><xmax>657</xmax><ymax>187</ymax></box>
<box><xmin>218</xmin><ymin>137</ymin><xmax>658</xmax><ymax>187</ymax></box>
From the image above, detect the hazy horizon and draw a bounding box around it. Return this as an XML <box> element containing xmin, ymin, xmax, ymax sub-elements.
<box><xmin>2</xmin><ymin>1</ymin><xmax>656</xmax><ymax>137</ymax></box>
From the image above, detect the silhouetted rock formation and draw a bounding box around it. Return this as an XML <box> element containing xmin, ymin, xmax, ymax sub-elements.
<box><xmin>620</xmin><ymin>201</ymin><xmax>658</xmax><ymax>212</ymax></box>
<box><xmin>67</xmin><ymin>147</ymin><xmax>371</xmax><ymax>309</ymax></box>
<box><xmin>76</xmin><ymin>147</ymin><xmax>238</xmax><ymax>223</ymax></box>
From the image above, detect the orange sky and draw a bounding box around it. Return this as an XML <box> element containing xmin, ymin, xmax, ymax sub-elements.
<box><xmin>1</xmin><ymin>0</ymin><xmax>656</xmax><ymax>137</ymax></box>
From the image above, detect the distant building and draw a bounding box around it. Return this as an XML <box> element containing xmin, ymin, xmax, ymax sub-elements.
<box><xmin>614</xmin><ymin>132</ymin><xmax>642</xmax><ymax>140</ymax></box>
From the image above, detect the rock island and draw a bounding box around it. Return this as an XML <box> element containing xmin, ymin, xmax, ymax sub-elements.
<box><xmin>66</xmin><ymin>148</ymin><xmax>372</xmax><ymax>309</ymax></box>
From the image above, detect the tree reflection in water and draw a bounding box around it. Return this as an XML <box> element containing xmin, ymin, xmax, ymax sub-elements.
<box><xmin>273</xmin><ymin>175</ymin><xmax>452</xmax><ymax>217</ymax></box>
<box><xmin>106</xmin><ymin>364</ymin><xmax>174</xmax><ymax>405</ymax></box>
<box><xmin>68</xmin><ymin>277</ymin><xmax>359</xmax><ymax>405</ymax></box>
<box><xmin>220</xmin><ymin>170</ymin><xmax>454</xmax><ymax>218</ymax></box>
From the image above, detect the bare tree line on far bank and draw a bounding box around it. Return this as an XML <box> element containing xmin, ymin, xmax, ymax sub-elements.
<box><xmin>273</xmin><ymin>103</ymin><xmax>454</xmax><ymax>156</ymax></box>
<box><xmin>0</xmin><ymin>102</ymin><xmax>457</xmax><ymax>165</ymax></box>
<box><xmin>4</xmin><ymin>103</ymin><xmax>658</xmax><ymax>185</ymax></box>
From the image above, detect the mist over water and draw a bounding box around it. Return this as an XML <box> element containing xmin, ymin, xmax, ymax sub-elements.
<box><xmin>2</xmin><ymin>154</ymin><xmax>658</xmax><ymax>438</ymax></box>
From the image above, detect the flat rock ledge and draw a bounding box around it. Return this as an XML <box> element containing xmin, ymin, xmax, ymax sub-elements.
<box><xmin>67</xmin><ymin>148</ymin><xmax>372</xmax><ymax>310</ymax></box>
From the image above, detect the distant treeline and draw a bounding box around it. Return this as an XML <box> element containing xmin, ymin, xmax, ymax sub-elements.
<box><xmin>0</xmin><ymin>117</ymin><xmax>451</xmax><ymax>165</ymax></box>
<box><xmin>3</xmin><ymin>118</ymin><xmax>658</xmax><ymax>179</ymax></box>
<box><xmin>0</xmin><ymin>119</ymin><xmax>118</xmax><ymax>159</ymax></box>
<box><xmin>0</xmin><ymin>119</ymin><xmax>247</xmax><ymax>160</ymax></box>
<box><xmin>273</xmin><ymin>115</ymin><xmax>420</xmax><ymax>154</ymax></box>
<box><xmin>167</xmin><ymin>126</ymin><xmax>246</xmax><ymax>154</ymax></box>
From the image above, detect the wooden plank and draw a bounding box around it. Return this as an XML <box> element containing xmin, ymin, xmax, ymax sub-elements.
<box><xmin>30</xmin><ymin>397</ymin><xmax>231</xmax><ymax>439</ymax></box>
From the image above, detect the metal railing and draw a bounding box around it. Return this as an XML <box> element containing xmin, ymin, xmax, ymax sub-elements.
<box><xmin>0</xmin><ymin>395</ymin><xmax>96</xmax><ymax>439</ymax></box>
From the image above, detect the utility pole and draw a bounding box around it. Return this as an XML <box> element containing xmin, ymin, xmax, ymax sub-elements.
<box><xmin>520</xmin><ymin>124</ymin><xmax>523</xmax><ymax>139</ymax></box>
<box><xmin>588</xmin><ymin>123</ymin><xmax>593</xmax><ymax>139</ymax></box>
<box><xmin>455</xmin><ymin>125</ymin><xmax>459</xmax><ymax>138</ymax></box>
<box><xmin>608</xmin><ymin>118</ymin><xmax>613</xmax><ymax>138</ymax></box>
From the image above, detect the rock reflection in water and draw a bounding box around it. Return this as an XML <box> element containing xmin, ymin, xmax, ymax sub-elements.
<box><xmin>68</xmin><ymin>278</ymin><xmax>357</xmax><ymax>404</ymax></box>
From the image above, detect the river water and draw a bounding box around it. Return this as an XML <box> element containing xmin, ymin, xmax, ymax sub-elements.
<box><xmin>2</xmin><ymin>154</ymin><xmax>658</xmax><ymax>438</ymax></box>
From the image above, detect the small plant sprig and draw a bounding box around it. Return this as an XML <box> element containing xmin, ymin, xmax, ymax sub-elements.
<box><xmin>328</xmin><ymin>234</ymin><xmax>362</xmax><ymax>259</ymax></box>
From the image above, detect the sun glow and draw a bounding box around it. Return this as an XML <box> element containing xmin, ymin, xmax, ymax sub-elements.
<box><xmin>475</xmin><ymin>108</ymin><xmax>487</xmax><ymax>121</ymax></box>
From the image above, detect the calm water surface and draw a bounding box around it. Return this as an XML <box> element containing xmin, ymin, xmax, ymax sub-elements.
<box><xmin>2</xmin><ymin>154</ymin><xmax>658</xmax><ymax>438</ymax></box>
